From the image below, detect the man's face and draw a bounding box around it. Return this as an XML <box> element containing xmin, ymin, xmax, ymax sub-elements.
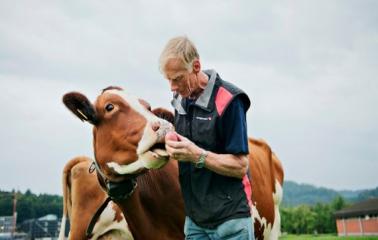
<box><xmin>163</xmin><ymin>58</ymin><xmax>196</xmax><ymax>98</ymax></box>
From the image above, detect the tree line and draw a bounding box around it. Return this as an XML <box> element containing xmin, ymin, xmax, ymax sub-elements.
<box><xmin>280</xmin><ymin>196</ymin><xmax>348</xmax><ymax>234</ymax></box>
<box><xmin>0</xmin><ymin>190</ymin><xmax>62</xmax><ymax>224</ymax></box>
<box><xmin>1</xmin><ymin>189</ymin><xmax>348</xmax><ymax>234</ymax></box>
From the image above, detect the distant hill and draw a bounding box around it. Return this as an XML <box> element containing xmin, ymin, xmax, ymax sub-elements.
<box><xmin>282</xmin><ymin>180</ymin><xmax>378</xmax><ymax>206</ymax></box>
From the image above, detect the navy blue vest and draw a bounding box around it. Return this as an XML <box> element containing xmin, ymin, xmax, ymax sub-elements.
<box><xmin>171</xmin><ymin>70</ymin><xmax>251</xmax><ymax>228</ymax></box>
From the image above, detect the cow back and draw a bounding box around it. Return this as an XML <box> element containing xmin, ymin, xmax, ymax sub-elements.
<box><xmin>60</xmin><ymin>156</ymin><xmax>132</xmax><ymax>240</ymax></box>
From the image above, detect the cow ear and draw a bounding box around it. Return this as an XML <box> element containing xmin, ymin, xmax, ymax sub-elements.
<box><xmin>138</xmin><ymin>98</ymin><xmax>151</xmax><ymax>111</ymax></box>
<box><xmin>152</xmin><ymin>108</ymin><xmax>174</xmax><ymax>124</ymax></box>
<box><xmin>63</xmin><ymin>92</ymin><xmax>99</xmax><ymax>125</ymax></box>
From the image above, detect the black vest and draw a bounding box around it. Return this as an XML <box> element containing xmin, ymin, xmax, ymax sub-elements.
<box><xmin>171</xmin><ymin>70</ymin><xmax>251</xmax><ymax>229</ymax></box>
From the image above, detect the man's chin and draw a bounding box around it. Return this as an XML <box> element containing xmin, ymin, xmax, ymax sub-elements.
<box><xmin>178</xmin><ymin>92</ymin><xmax>190</xmax><ymax>98</ymax></box>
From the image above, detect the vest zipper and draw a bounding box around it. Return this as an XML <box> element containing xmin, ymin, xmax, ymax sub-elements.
<box><xmin>188</xmin><ymin>103</ymin><xmax>198</xmax><ymax>217</ymax></box>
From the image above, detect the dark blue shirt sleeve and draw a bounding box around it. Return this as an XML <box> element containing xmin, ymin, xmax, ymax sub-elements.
<box><xmin>219</xmin><ymin>96</ymin><xmax>249</xmax><ymax>154</ymax></box>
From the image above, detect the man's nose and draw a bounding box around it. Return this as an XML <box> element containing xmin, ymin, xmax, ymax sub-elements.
<box><xmin>170</xmin><ymin>84</ymin><xmax>178</xmax><ymax>92</ymax></box>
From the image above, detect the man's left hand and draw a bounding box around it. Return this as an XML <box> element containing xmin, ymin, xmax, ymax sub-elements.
<box><xmin>165</xmin><ymin>132</ymin><xmax>202</xmax><ymax>163</ymax></box>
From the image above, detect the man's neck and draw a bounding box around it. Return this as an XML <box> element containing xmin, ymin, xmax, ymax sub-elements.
<box><xmin>188</xmin><ymin>71</ymin><xmax>209</xmax><ymax>99</ymax></box>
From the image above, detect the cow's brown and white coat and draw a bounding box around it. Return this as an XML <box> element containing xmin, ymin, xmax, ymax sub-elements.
<box><xmin>58</xmin><ymin>156</ymin><xmax>132</xmax><ymax>240</ymax></box>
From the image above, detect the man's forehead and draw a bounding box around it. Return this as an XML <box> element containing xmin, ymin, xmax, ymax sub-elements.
<box><xmin>164</xmin><ymin>58</ymin><xmax>187</xmax><ymax>77</ymax></box>
<box><xmin>166</xmin><ymin>58</ymin><xmax>185</xmax><ymax>68</ymax></box>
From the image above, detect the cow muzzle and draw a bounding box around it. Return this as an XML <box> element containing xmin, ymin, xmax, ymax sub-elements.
<box><xmin>107</xmin><ymin>118</ymin><xmax>173</xmax><ymax>175</ymax></box>
<box><xmin>137</xmin><ymin>118</ymin><xmax>173</xmax><ymax>168</ymax></box>
<box><xmin>137</xmin><ymin>118</ymin><xmax>173</xmax><ymax>154</ymax></box>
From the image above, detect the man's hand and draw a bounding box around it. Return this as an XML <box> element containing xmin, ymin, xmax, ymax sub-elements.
<box><xmin>165</xmin><ymin>132</ymin><xmax>202</xmax><ymax>163</ymax></box>
<box><xmin>165</xmin><ymin>131</ymin><xmax>248</xmax><ymax>178</ymax></box>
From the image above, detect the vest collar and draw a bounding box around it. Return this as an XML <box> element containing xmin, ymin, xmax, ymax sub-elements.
<box><xmin>171</xmin><ymin>69</ymin><xmax>217</xmax><ymax>115</ymax></box>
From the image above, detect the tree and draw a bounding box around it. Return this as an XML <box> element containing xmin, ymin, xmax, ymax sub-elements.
<box><xmin>0</xmin><ymin>190</ymin><xmax>63</xmax><ymax>223</ymax></box>
<box><xmin>280</xmin><ymin>196</ymin><xmax>349</xmax><ymax>234</ymax></box>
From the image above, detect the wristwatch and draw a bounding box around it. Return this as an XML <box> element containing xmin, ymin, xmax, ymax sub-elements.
<box><xmin>195</xmin><ymin>150</ymin><xmax>208</xmax><ymax>168</ymax></box>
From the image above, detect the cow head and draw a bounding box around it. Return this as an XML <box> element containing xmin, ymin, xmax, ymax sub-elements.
<box><xmin>63</xmin><ymin>86</ymin><xmax>174</xmax><ymax>182</ymax></box>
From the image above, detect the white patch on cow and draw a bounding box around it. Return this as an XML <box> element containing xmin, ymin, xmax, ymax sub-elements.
<box><xmin>108</xmin><ymin>90</ymin><xmax>171</xmax><ymax>151</ymax></box>
<box><xmin>91</xmin><ymin>201</ymin><xmax>133</xmax><ymax>240</ymax></box>
<box><xmin>58</xmin><ymin>215</ymin><xmax>66</xmax><ymax>240</ymax></box>
<box><xmin>252</xmin><ymin>179</ymin><xmax>283</xmax><ymax>240</ymax></box>
<box><xmin>107</xmin><ymin>160</ymin><xmax>145</xmax><ymax>175</ymax></box>
<box><xmin>105</xmin><ymin>90</ymin><xmax>172</xmax><ymax>175</ymax></box>
<box><xmin>107</xmin><ymin>150</ymin><xmax>168</xmax><ymax>175</ymax></box>
<box><xmin>252</xmin><ymin>203</ymin><xmax>272</xmax><ymax>240</ymax></box>
<box><xmin>270</xmin><ymin>180</ymin><xmax>283</xmax><ymax>240</ymax></box>
<box><xmin>141</xmin><ymin>154</ymin><xmax>167</xmax><ymax>169</ymax></box>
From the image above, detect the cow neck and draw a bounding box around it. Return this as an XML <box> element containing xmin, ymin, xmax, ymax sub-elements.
<box><xmin>95</xmin><ymin>176</ymin><xmax>157</xmax><ymax>239</ymax></box>
<box><xmin>91</xmin><ymin>160</ymin><xmax>153</xmax><ymax>239</ymax></box>
<box><xmin>91</xmin><ymin>160</ymin><xmax>138</xmax><ymax>200</ymax></box>
<box><xmin>86</xmin><ymin>161</ymin><xmax>138</xmax><ymax>239</ymax></box>
<box><xmin>113</xmin><ymin>163</ymin><xmax>185</xmax><ymax>239</ymax></box>
<box><xmin>114</xmin><ymin>188</ymin><xmax>155</xmax><ymax>239</ymax></box>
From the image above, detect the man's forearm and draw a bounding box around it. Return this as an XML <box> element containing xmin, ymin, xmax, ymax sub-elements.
<box><xmin>202</xmin><ymin>152</ymin><xmax>249</xmax><ymax>179</ymax></box>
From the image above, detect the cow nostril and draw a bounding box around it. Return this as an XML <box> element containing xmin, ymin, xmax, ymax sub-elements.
<box><xmin>152</xmin><ymin>122</ymin><xmax>160</xmax><ymax>132</ymax></box>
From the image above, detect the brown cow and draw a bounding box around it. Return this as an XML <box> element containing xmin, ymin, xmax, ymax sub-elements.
<box><xmin>249</xmin><ymin>140</ymin><xmax>284</xmax><ymax>239</ymax></box>
<box><xmin>63</xmin><ymin>87</ymin><xmax>284</xmax><ymax>240</ymax></box>
<box><xmin>58</xmin><ymin>156</ymin><xmax>133</xmax><ymax>240</ymax></box>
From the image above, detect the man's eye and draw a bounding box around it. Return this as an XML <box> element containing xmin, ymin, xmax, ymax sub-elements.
<box><xmin>173</xmin><ymin>76</ymin><xmax>182</xmax><ymax>82</ymax></box>
<box><xmin>105</xmin><ymin>103</ymin><xmax>114</xmax><ymax>112</ymax></box>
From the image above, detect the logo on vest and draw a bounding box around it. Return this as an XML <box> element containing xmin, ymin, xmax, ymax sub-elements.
<box><xmin>196</xmin><ymin>116</ymin><xmax>212</xmax><ymax>121</ymax></box>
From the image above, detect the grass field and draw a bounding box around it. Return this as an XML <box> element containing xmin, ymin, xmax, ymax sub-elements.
<box><xmin>279</xmin><ymin>234</ymin><xmax>378</xmax><ymax>239</ymax></box>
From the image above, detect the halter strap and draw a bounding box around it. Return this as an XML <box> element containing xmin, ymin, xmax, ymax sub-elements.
<box><xmin>86</xmin><ymin>197</ymin><xmax>111</xmax><ymax>239</ymax></box>
<box><xmin>86</xmin><ymin>162</ymin><xmax>138</xmax><ymax>238</ymax></box>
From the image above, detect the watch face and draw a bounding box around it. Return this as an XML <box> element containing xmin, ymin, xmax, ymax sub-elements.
<box><xmin>195</xmin><ymin>150</ymin><xmax>207</xmax><ymax>168</ymax></box>
<box><xmin>195</xmin><ymin>161</ymin><xmax>205</xmax><ymax>168</ymax></box>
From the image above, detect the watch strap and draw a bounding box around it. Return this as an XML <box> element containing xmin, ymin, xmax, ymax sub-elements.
<box><xmin>195</xmin><ymin>150</ymin><xmax>207</xmax><ymax>168</ymax></box>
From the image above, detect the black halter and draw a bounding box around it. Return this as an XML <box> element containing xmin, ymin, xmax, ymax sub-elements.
<box><xmin>86</xmin><ymin>161</ymin><xmax>137</xmax><ymax>239</ymax></box>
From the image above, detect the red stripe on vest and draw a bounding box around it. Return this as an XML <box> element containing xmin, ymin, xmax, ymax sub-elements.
<box><xmin>242</xmin><ymin>175</ymin><xmax>253</xmax><ymax>210</ymax></box>
<box><xmin>215</xmin><ymin>87</ymin><xmax>233</xmax><ymax>115</ymax></box>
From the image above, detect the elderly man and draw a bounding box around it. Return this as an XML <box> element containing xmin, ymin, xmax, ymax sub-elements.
<box><xmin>159</xmin><ymin>36</ymin><xmax>254</xmax><ymax>240</ymax></box>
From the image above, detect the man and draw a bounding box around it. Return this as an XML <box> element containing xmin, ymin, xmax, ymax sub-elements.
<box><xmin>160</xmin><ymin>36</ymin><xmax>254</xmax><ymax>240</ymax></box>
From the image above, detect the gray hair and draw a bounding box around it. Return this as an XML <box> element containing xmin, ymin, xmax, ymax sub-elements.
<box><xmin>159</xmin><ymin>36</ymin><xmax>200</xmax><ymax>73</ymax></box>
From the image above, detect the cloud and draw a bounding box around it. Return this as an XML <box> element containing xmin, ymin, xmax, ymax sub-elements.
<box><xmin>0</xmin><ymin>0</ymin><xmax>377</xmax><ymax>194</ymax></box>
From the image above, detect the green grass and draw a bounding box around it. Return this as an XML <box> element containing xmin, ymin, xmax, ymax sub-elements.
<box><xmin>279</xmin><ymin>234</ymin><xmax>378</xmax><ymax>240</ymax></box>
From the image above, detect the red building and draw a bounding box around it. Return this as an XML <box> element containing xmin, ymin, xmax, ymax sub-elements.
<box><xmin>334</xmin><ymin>198</ymin><xmax>378</xmax><ymax>236</ymax></box>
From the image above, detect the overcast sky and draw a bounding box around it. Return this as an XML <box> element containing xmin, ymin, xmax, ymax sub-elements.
<box><xmin>0</xmin><ymin>1</ymin><xmax>377</xmax><ymax>195</ymax></box>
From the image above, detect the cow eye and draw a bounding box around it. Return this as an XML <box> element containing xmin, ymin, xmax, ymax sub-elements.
<box><xmin>105</xmin><ymin>103</ymin><xmax>114</xmax><ymax>112</ymax></box>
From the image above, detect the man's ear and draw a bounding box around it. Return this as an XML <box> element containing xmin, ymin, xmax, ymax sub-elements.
<box><xmin>192</xmin><ymin>59</ymin><xmax>201</xmax><ymax>73</ymax></box>
<box><xmin>62</xmin><ymin>92</ymin><xmax>99</xmax><ymax>125</ymax></box>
